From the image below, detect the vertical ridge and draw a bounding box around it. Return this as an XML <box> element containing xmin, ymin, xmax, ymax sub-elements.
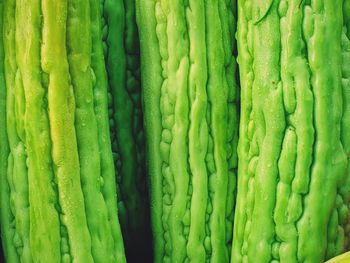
<box><xmin>0</xmin><ymin>0</ymin><xmax>18</xmax><ymax>261</ymax></box>
<box><xmin>3</xmin><ymin>0</ymin><xmax>32</xmax><ymax>261</ymax></box>
<box><xmin>102</xmin><ymin>1</ymin><xmax>150</xmax><ymax>259</ymax></box>
<box><xmin>206</xmin><ymin>0</ymin><xmax>235</xmax><ymax>262</ymax></box>
<box><xmin>186</xmin><ymin>0</ymin><xmax>208</xmax><ymax>262</ymax></box>
<box><xmin>137</xmin><ymin>0</ymin><xmax>238</xmax><ymax>262</ymax></box>
<box><xmin>297</xmin><ymin>2</ymin><xmax>346</xmax><ymax>262</ymax></box>
<box><xmin>340</xmin><ymin>0</ymin><xmax>350</xmax><ymax>252</ymax></box>
<box><xmin>166</xmin><ymin>1</ymin><xmax>190</xmax><ymax>261</ymax></box>
<box><xmin>15</xmin><ymin>0</ymin><xmax>62</xmax><ymax>261</ymax></box>
<box><xmin>232</xmin><ymin>1</ymin><xmax>349</xmax><ymax>263</ymax></box>
<box><xmin>136</xmin><ymin>0</ymin><xmax>164</xmax><ymax>261</ymax></box>
<box><xmin>90</xmin><ymin>0</ymin><xmax>127</xmax><ymax>261</ymax></box>
<box><xmin>41</xmin><ymin>0</ymin><xmax>93</xmax><ymax>261</ymax></box>
<box><xmin>66</xmin><ymin>0</ymin><xmax>118</xmax><ymax>261</ymax></box>
<box><xmin>231</xmin><ymin>0</ymin><xmax>254</xmax><ymax>261</ymax></box>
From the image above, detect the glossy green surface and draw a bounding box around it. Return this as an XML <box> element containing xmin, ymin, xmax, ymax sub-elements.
<box><xmin>136</xmin><ymin>0</ymin><xmax>238</xmax><ymax>262</ymax></box>
<box><xmin>0</xmin><ymin>0</ymin><xmax>126</xmax><ymax>262</ymax></box>
<box><xmin>0</xmin><ymin>1</ymin><xmax>17</xmax><ymax>262</ymax></box>
<box><xmin>232</xmin><ymin>1</ymin><xmax>350</xmax><ymax>263</ymax></box>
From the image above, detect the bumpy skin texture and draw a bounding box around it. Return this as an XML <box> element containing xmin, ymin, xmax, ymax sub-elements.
<box><xmin>0</xmin><ymin>0</ymin><xmax>126</xmax><ymax>262</ymax></box>
<box><xmin>100</xmin><ymin>0</ymin><xmax>152</xmax><ymax>260</ymax></box>
<box><xmin>136</xmin><ymin>0</ymin><xmax>239</xmax><ymax>262</ymax></box>
<box><xmin>0</xmin><ymin>1</ymin><xmax>17</xmax><ymax>262</ymax></box>
<box><xmin>232</xmin><ymin>1</ymin><xmax>350</xmax><ymax>263</ymax></box>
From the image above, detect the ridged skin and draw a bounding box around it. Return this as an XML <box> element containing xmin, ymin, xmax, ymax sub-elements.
<box><xmin>90</xmin><ymin>0</ymin><xmax>127</xmax><ymax>261</ymax></box>
<box><xmin>100</xmin><ymin>0</ymin><xmax>151</xmax><ymax>260</ymax></box>
<box><xmin>232</xmin><ymin>1</ymin><xmax>350</xmax><ymax>263</ymax></box>
<box><xmin>3</xmin><ymin>0</ymin><xmax>32</xmax><ymax>261</ymax></box>
<box><xmin>340</xmin><ymin>0</ymin><xmax>350</xmax><ymax>258</ymax></box>
<box><xmin>0</xmin><ymin>0</ymin><xmax>126</xmax><ymax>262</ymax></box>
<box><xmin>136</xmin><ymin>0</ymin><xmax>238</xmax><ymax>262</ymax></box>
<box><xmin>0</xmin><ymin>1</ymin><xmax>17</xmax><ymax>262</ymax></box>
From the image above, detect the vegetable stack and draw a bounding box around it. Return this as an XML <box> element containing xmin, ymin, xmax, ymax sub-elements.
<box><xmin>232</xmin><ymin>1</ymin><xmax>350</xmax><ymax>263</ymax></box>
<box><xmin>136</xmin><ymin>0</ymin><xmax>239</xmax><ymax>262</ymax></box>
<box><xmin>1</xmin><ymin>0</ymin><xmax>350</xmax><ymax>263</ymax></box>
<box><xmin>101</xmin><ymin>0</ymin><xmax>152</xmax><ymax>259</ymax></box>
<box><xmin>0</xmin><ymin>0</ymin><xmax>126</xmax><ymax>262</ymax></box>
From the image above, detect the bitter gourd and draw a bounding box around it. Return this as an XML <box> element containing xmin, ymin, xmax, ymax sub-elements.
<box><xmin>0</xmin><ymin>0</ymin><xmax>126</xmax><ymax>262</ymax></box>
<box><xmin>136</xmin><ymin>0</ymin><xmax>239</xmax><ymax>262</ymax></box>
<box><xmin>100</xmin><ymin>0</ymin><xmax>152</xmax><ymax>260</ymax></box>
<box><xmin>232</xmin><ymin>1</ymin><xmax>350</xmax><ymax>263</ymax></box>
<box><xmin>0</xmin><ymin>1</ymin><xmax>16</xmax><ymax>262</ymax></box>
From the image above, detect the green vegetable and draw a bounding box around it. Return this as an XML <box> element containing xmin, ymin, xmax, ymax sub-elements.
<box><xmin>100</xmin><ymin>0</ymin><xmax>151</xmax><ymax>259</ymax></box>
<box><xmin>0</xmin><ymin>1</ymin><xmax>17</xmax><ymax>262</ymax></box>
<box><xmin>136</xmin><ymin>0</ymin><xmax>239</xmax><ymax>262</ymax></box>
<box><xmin>0</xmin><ymin>0</ymin><xmax>126</xmax><ymax>262</ymax></box>
<box><xmin>232</xmin><ymin>1</ymin><xmax>350</xmax><ymax>263</ymax></box>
